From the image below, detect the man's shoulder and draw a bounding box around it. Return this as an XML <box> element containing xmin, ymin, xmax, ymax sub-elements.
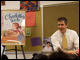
<box><xmin>67</xmin><ymin>29</ymin><xmax>77</xmax><ymax>33</ymax></box>
<box><xmin>67</xmin><ymin>29</ymin><xmax>78</xmax><ymax>36</ymax></box>
<box><xmin>51</xmin><ymin>30</ymin><xmax>59</xmax><ymax>37</ymax></box>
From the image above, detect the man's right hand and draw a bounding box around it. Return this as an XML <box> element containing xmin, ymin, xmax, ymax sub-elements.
<box><xmin>65</xmin><ymin>49</ymin><xmax>79</xmax><ymax>56</ymax></box>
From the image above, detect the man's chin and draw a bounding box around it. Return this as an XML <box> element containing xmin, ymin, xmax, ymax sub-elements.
<box><xmin>60</xmin><ymin>30</ymin><xmax>63</xmax><ymax>33</ymax></box>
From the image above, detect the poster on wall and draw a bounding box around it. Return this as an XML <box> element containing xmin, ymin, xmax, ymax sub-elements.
<box><xmin>26</xmin><ymin>11</ymin><xmax>35</xmax><ymax>27</ymax></box>
<box><xmin>1</xmin><ymin>10</ymin><xmax>26</xmax><ymax>45</ymax></box>
<box><xmin>20</xmin><ymin>1</ymin><xmax>39</xmax><ymax>11</ymax></box>
<box><xmin>26</xmin><ymin>28</ymin><xmax>31</xmax><ymax>36</ymax></box>
<box><xmin>42</xmin><ymin>37</ymin><xmax>53</xmax><ymax>52</ymax></box>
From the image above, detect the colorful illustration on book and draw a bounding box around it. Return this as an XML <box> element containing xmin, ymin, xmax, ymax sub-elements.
<box><xmin>1</xmin><ymin>13</ymin><xmax>25</xmax><ymax>44</ymax></box>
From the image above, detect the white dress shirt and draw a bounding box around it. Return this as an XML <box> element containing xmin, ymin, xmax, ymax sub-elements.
<box><xmin>51</xmin><ymin>28</ymin><xmax>79</xmax><ymax>51</ymax></box>
<box><xmin>43</xmin><ymin>45</ymin><xmax>52</xmax><ymax>52</ymax></box>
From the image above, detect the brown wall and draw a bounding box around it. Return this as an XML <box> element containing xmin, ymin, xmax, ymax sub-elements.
<box><xmin>43</xmin><ymin>2</ymin><xmax>79</xmax><ymax>37</ymax></box>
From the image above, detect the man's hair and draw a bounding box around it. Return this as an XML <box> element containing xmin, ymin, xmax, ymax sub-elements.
<box><xmin>57</xmin><ymin>17</ymin><xmax>68</xmax><ymax>25</ymax></box>
<box><xmin>47</xmin><ymin>42</ymin><xmax>50</xmax><ymax>44</ymax></box>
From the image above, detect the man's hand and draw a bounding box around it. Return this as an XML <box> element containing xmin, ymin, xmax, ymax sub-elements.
<box><xmin>72</xmin><ymin>50</ymin><xmax>79</xmax><ymax>56</ymax></box>
<box><xmin>65</xmin><ymin>49</ymin><xmax>79</xmax><ymax>56</ymax></box>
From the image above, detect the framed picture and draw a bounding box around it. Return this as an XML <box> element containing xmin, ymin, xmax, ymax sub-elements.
<box><xmin>42</xmin><ymin>37</ymin><xmax>53</xmax><ymax>52</ymax></box>
<box><xmin>1</xmin><ymin>10</ymin><xmax>26</xmax><ymax>45</ymax></box>
<box><xmin>26</xmin><ymin>28</ymin><xmax>31</xmax><ymax>36</ymax></box>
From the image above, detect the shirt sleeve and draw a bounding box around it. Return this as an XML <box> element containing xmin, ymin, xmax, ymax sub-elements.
<box><xmin>73</xmin><ymin>31</ymin><xmax>79</xmax><ymax>49</ymax></box>
<box><xmin>51</xmin><ymin>32</ymin><xmax>61</xmax><ymax>51</ymax></box>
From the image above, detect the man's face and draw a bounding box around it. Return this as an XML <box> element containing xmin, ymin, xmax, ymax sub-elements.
<box><xmin>47</xmin><ymin>43</ymin><xmax>50</xmax><ymax>47</ymax></box>
<box><xmin>58</xmin><ymin>21</ymin><xmax>68</xmax><ymax>33</ymax></box>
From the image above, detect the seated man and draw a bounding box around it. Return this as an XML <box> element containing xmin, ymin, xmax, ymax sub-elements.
<box><xmin>51</xmin><ymin>17</ymin><xmax>79</xmax><ymax>56</ymax></box>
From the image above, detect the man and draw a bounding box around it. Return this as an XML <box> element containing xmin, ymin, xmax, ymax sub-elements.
<box><xmin>51</xmin><ymin>17</ymin><xmax>79</xmax><ymax>56</ymax></box>
<box><xmin>43</xmin><ymin>42</ymin><xmax>52</xmax><ymax>52</ymax></box>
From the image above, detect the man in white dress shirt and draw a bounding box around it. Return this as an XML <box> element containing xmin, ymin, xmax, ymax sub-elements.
<box><xmin>43</xmin><ymin>42</ymin><xmax>52</xmax><ymax>52</ymax></box>
<box><xmin>51</xmin><ymin>17</ymin><xmax>79</xmax><ymax>56</ymax></box>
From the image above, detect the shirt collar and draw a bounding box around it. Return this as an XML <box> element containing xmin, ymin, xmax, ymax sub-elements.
<box><xmin>59</xmin><ymin>28</ymin><xmax>68</xmax><ymax>37</ymax></box>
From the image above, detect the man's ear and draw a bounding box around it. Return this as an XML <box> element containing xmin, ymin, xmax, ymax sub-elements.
<box><xmin>66</xmin><ymin>23</ymin><xmax>68</xmax><ymax>27</ymax></box>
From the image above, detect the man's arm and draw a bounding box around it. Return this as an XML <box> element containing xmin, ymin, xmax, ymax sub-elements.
<box><xmin>65</xmin><ymin>49</ymin><xmax>79</xmax><ymax>56</ymax></box>
<box><xmin>51</xmin><ymin>32</ymin><xmax>61</xmax><ymax>51</ymax></box>
<box><xmin>65</xmin><ymin>31</ymin><xmax>79</xmax><ymax>56</ymax></box>
<box><xmin>73</xmin><ymin>31</ymin><xmax>79</xmax><ymax>50</ymax></box>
